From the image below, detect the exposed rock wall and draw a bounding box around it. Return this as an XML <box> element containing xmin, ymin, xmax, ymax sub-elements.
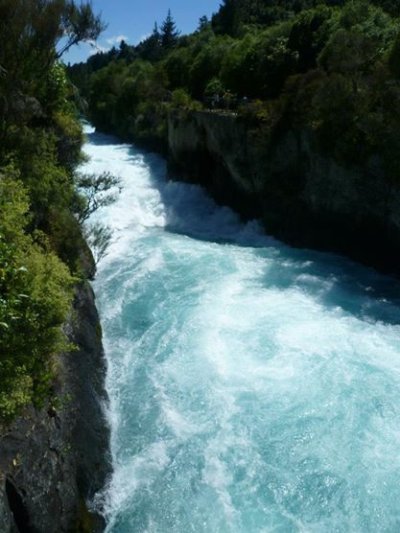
<box><xmin>168</xmin><ymin>110</ymin><xmax>400</xmax><ymax>274</ymax></box>
<box><xmin>0</xmin><ymin>282</ymin><xmax>110</xmax><ymax>533</ymax></box>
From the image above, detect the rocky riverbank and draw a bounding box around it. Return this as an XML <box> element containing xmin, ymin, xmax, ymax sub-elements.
<box><xmin>168</xmin><ymin>110</ymin><xmax>400</xmax><ymax>276</ymax></box>
<box><xmin>0</xmin><ymin>281</ymin><xmax>111</xmax><ymax>533</ymax></box>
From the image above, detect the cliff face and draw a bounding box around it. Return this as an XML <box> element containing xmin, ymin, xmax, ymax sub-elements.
<box><xmin>0</xmin><ymin>282</ymin><xmax>111</xmax><ymax>533</ymax></box>
<box><xmin>168</xmin><ymin>111</ymin><xmax>400</xmax><ymax>274</ymax></box>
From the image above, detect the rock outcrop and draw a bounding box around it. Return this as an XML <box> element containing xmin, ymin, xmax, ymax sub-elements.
<box><xmin>168</xmin><ymin>110</ymin><xmax>400</xmax><ymax>275</ymax></box>
<box><xmin>0</xmin><ymin>282</ymin><xmax>110</xmax><ymax>533</ymax></box>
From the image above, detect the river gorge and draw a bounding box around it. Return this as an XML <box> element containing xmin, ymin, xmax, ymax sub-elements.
<box><xmin>83</xmin><ymin>125</ymin><xmax>400</xmax><ymax>532</ymax></box>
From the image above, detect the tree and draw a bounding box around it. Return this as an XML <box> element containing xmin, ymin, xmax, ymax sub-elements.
<box><xmin>57</xmin><ymin>1</ymin><xmax>107</xmax><ymax>58</ymax></box>
<box><xmin>73</xmin><ymin>171</ymin><xmax>121</xmax><ymax>266</ymax></box>
<box><xmin>198</xmin><ymin>15</ymin><xmax>210</xmax><ymax>32</ymax></box>
<box><xmin>74</xmin><ymin>171</ymin><xmax>121</xmax><ymax>223</ymax></box>
<box><xmin>0</xmin><ymin>0</ymin><xmax>105</xmax><ymax>137</ymax></box>
<box><xmin>153</xmin><ymin>21</ymin><xmax>161</xmax><ymax>42</ymax></box>
<box><xmin>161</xmin><ymin>9</ymin><xmax>179</xmax><ymax>49</ymax></box>
<box><xmin>119</xmin><ymin>39</ymin><xmax>135</xmax><ymax>61</ymax></box>
<box><xmin>212</xmin><ymin>0</ymin><xmax>238</xmax><ymax>35</ymax></box>
<box><xmin>389</xmin><ymin>33</ymin><xmax>400</xmax><ymax>78</ymax></box>
<box><xmin>136</xmin><ymin>22</ymin><xmax>162</xmax><ymax>61</ymax></box>
<box><xmin>85</xmin><ymin>222</ymin><xmax>113</xmax><ymax>265</ymax></box>
<box><xmin>288</xmin><ymin>6</ymin><xmax>333</xmax><ymax>71</ymax></box>
<box><xmin>318</xmin><ymin>29</ymin><xmax>376</xmax><ymax>96</ymax></box>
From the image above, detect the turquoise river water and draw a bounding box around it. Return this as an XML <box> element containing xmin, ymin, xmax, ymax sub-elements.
<box><xmin>82</xmin><ymin>125</ymin><xmax>400</xmax><ymax>532</ymax></box>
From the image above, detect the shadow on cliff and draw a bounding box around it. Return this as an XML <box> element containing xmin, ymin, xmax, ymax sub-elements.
<box><xmin>88</xmin><ymin>130</ymin><xmax>400</xmax><ymax>327</ymax></box>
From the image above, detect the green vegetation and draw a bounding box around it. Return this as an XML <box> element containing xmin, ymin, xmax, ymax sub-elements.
<box><xmin>0</xmin><ymin>0</ymin><xmax>105</xmax><ymax>422</ymax></box>
<box><xmin>69</xmin><ymin>0</ymin><xmax>400</xmax><ymax>178</ymax></box>
<box><xmin>0</xmin><ymin>176</ymin><xmax>74</xmax><ymax>418</ymax></box>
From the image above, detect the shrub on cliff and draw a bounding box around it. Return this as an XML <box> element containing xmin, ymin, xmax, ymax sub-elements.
<box><xmin>0</xmin><ymin>0</ymin><xmax>105</xmax><ymax>422</ymax></box>
<box><xmin>0</xmin><ymin>175</ymin><xmax>74</xmax><ymax>421</ymax></box>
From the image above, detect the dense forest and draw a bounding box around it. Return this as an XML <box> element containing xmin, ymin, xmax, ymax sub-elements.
<box><xmin>0</xmin><ymin>0</ymin><xmax>106</xmax><ymax>422</ymax></box>
<box><xmin>69</xmin><ymin>0</ymin><xmax>400</xmax><ymax>177</ymax></box>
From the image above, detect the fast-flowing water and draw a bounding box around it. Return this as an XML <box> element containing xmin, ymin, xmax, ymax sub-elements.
<box><xmin>82</xmin><ymin>125</ymin><xmax>400</xmax><ymax>532</ymax></box>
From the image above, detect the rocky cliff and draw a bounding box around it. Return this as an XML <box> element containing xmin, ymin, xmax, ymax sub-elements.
<box><xmin>168</xmin><ymin>110</ymin><xmax>400</xmax><ymax>275</ymax></box>
<box><xmin>0</xmin><ymin>282</ymin><xmax>111</xmax><ymax>533</ymax></box>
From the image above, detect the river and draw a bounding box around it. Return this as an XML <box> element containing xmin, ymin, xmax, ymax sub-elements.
<box><xmin>82</xmin><ymin>125</ymin><xmax>400</xmax><ymax>532</ymax></box>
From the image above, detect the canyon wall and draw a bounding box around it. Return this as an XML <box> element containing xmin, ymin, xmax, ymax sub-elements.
<box><xmin>168</xmin><ymin>111</ymin><xmax>400</xmax><ymax>274</ymax></box>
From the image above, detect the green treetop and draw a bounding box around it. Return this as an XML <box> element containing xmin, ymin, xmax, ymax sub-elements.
<box><xmin>161</xmin><ymin>9</ymin><xmax>180</xmax><ymax>49</ymax></box>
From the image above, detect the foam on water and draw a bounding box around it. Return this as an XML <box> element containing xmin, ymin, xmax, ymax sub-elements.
<box><xmin>82</xmin><ymin>125</ymin><xmax>400</xmax><ymax>532</ymax></box>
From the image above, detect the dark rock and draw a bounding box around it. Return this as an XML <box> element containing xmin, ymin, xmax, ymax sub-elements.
<box><xmin>168</xmin><ymin>110</ymin><xmax>400</xmax><ymax>276</ymax></box>
<box><xmin>66</xmin><ymin>282</ymin><xmax>111</xmax><ymax>507</ymax></box>
<box><xmin>0</xmin><ymin>479</ymin><xmax>16</xmax><ymax>533</ymax></box>
<box><xmin>0</xmin><ymin>283</ymin><xmax>111</xmax><ymax>533</ymax></box>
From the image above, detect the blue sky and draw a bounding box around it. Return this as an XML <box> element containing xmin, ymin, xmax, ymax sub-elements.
<box><xmin>64</xmin><ymin>0</ymin><xmax>222</xmax><ymax>64</ymax></box>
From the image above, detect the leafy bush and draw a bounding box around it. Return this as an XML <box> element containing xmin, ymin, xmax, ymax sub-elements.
<box><xmin>0</xmin><ymin>0</ymin><xmax>105</xmax><ymax>423</ymax></box>
<box><xmin>0</xmin><ymin>176</ymin><xmax>74</xmax><ymax>421</ymax></box>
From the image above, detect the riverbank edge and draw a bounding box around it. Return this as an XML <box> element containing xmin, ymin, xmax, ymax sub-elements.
<box><xmin>0</xmin><ymin>273</ymin><xmax>112</xmax><ymax>532</ymax></box>
<box><xmin>168</xmin><ymin>110</ymin><xmax>400</xmax><ymax>277</ymax></box>
<box><xmin>88</xmin><ymin>109</ymin><xmax>400</xmax><ymax>277</ymax></box>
